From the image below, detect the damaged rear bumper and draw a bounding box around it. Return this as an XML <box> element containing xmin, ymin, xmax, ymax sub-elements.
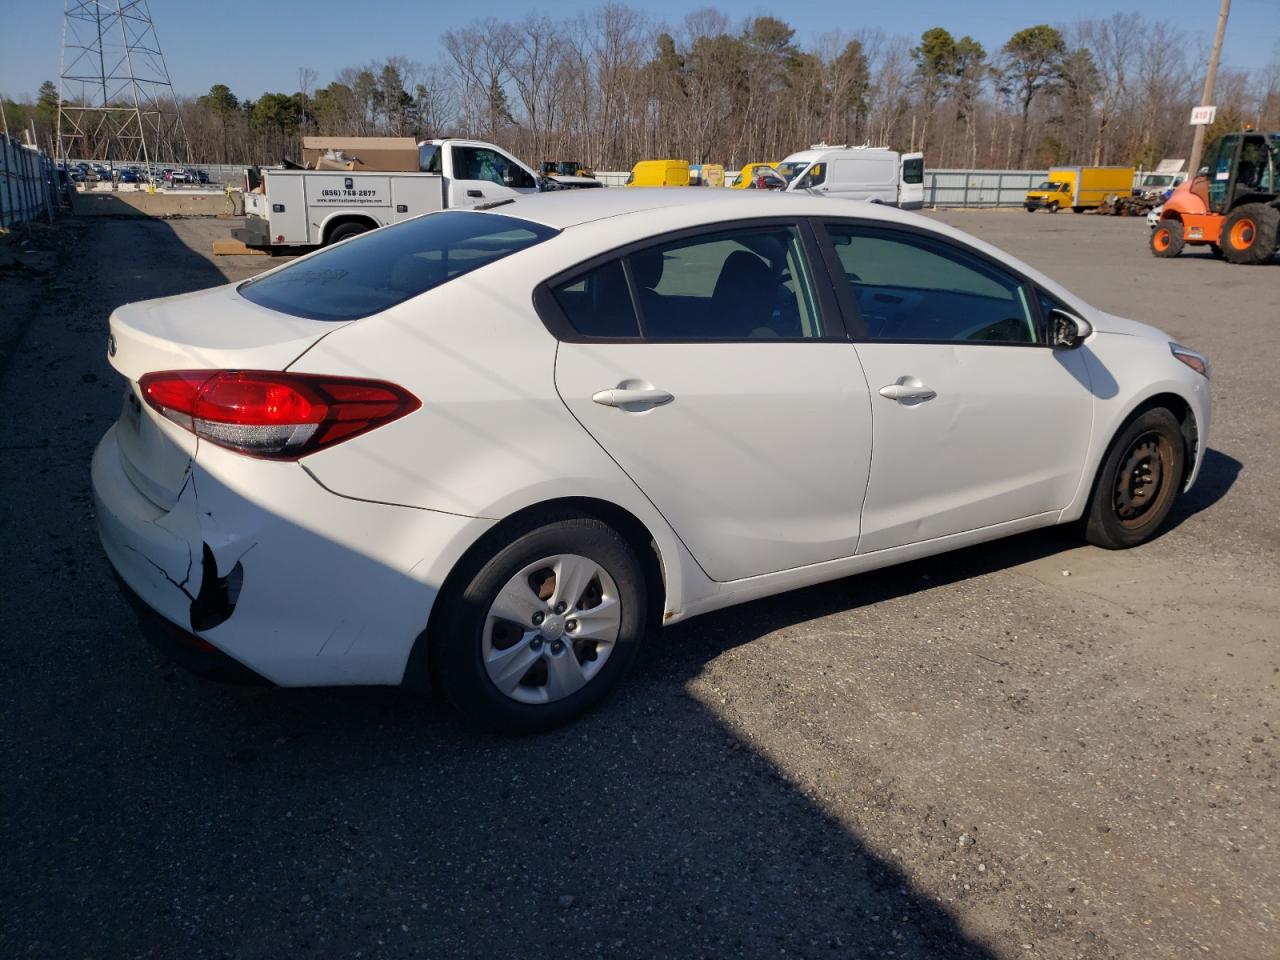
<box><xmin>93</xmin><ymin>424</ymin><xmax>495</xmax><ymax>688</ymax></box>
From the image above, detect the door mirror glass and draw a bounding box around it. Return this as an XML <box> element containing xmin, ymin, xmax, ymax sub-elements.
<box><xmin>1049</xmin><ymin>309</ymin><xmax>1092</xmax><ymax>349</ymax></box>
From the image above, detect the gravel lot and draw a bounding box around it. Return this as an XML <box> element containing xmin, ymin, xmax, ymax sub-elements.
<box><xmin>1</xmin><ymin>211</ymin><xmax>1276</xmax><ymax>960</ymax></box>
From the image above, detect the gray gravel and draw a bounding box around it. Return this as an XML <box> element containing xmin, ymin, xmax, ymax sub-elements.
<box><xmin>1</xmin><ymin>212</ymin><xmax>1276</xmax><ymax>959</ymax></box>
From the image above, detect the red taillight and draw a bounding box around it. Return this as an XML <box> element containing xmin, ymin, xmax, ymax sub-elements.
<box><xmin>138</xmin><ymin>370</ymin><xmax>420</xmax><ymax>460</ymax></box>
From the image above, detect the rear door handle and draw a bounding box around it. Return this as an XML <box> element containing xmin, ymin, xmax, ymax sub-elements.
<box><xmin>466</xmin><ymin>189</ymin><xmax>483</xmax><ymax>198</ymax></box>
<box><xmin>878</xmin><ymin>377</ymin><xmax>937</xmax><ymax>403</ymax></box>
<box><xmin>592</xmin><ymin>387</ymin><xmax>674</xmax><ymax>410</ymax></box>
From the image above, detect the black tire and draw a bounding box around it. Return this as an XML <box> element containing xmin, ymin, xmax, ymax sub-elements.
<box><xmin>326</xmin><ymin>221</ymin><xmax>369</xmax><ymax>245</ymax></box>
<box><xmin>1048</xmin><ymin>202</ymin><xmax>1060</xmax><ymax>214</ymax></box>
<box><xmin>1221</xmin><ymin>203</ymin><xmax>1279</xmax><ymax>265</ymax></box>
<box><xmin>1150</xmin><ymin>220</ymin><xmax>1184</xmax><ymax>258</ymax></box>
<box><xmin>1209</xmin><ymin>243</ymin><xmax>1224</xmax><ymax>259</ymax></box>
<box><xmin>433</xmin><ymin>515</ymin><xmax>647</xmax><ymax>732</ymax></box>
<box><xmin>1080</xmin><ymin>408</ymin><xmax>1187</xmax><ymax>550</ymax></box>
<box><xmin>1072</xmin><ymin>206</ymin><xmax>1085</xmax><ymax>214</ymax></box>
<box><xmin>1024</xmin><ymin>205</ymin><xmax>1036</xmax><ymax>213</ymax></box>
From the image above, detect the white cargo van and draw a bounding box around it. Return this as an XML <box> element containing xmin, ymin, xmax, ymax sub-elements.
<box><xmin>778</xmin><ymin>145</ymin><xmax>924</xmax><ymax>209</ymax></box>
<box><xmin>237</xmin><ymin>138</ymin><xmax>545</xmax><ymax>249</ymax></box>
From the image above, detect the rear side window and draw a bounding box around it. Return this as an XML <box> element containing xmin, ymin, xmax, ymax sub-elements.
<box><xmin>902</xmin><ymin>156</ymin><xmax>924</xmax><ymax>184</ymax></box>
<box><xmin>239</xmin><ymin>211</ymin><xmax>557</xmax><ymax>321</ymax></box>
<box><xmin>552</xmin><ymin>260</ymin><xmax>640</xmax><ymax>338</ymax></box>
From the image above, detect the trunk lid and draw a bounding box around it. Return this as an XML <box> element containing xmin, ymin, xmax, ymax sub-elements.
<box><xmin>108</xmin><ymin>282</ymin><xmax>346</xmax><ymax>508</ymax></box>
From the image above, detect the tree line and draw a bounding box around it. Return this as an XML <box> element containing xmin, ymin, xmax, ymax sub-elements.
<box><xmin>5</xmin><ymin>7</ymin><xmax>1279</xmax><ymax>172</ymax></box>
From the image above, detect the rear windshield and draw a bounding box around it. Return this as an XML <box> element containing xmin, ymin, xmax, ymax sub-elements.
<box><xmin>902</xmin><ymin>156</ymin><xmax>924</xmax><ymax>184</ymax></box>
<box><xmin>238</xmin><ymin>211</ymin><xmax>557</xmax><ymax>322</ymax></box>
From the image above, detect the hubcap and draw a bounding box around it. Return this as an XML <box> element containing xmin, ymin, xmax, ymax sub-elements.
<box><xmin>1113</xmin><ymin>432</ymin><xmax>1173</xmax><ymax>529</ymax></box>
<box><xmin>482</xmin><ymin>554</ymin><xmax>621</xmax><ymax>705</ymax></box>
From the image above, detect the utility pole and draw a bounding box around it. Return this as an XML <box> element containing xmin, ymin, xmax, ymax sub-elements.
<box><xmin>1187</xmin><ymin>0</ymin><xmax>1231</xmax><ymax>176</ymax></box>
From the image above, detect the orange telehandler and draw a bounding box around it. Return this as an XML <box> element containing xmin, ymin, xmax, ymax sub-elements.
<box><xmin>1150</xmin><ymin>129</ymin><xmax>1279</xmax><ymax>265</ymax></box>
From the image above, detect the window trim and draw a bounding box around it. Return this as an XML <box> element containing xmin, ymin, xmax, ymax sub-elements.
<box><xmin>533</xmin><ymin>217</ymin><xmax>850</xmax><ymax>344</ymax></box>
<box><xmin>813</xmin><ymin>218</ymin><xmax>1074</xmax><ymax>349</ymax></box>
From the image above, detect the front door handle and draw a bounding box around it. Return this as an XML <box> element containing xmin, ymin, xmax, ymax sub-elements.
<box><xmin>466</xmin><ymin>189</ymin><xmax>483</xmax><ymax>198</ymax></box>
<box><xmin>878</xmin><ymin>376</ymin><xmax>937</xmax><ymax>403</ymax></box>
<box><xmin>592</xmin><ymin>386</ymin><xmax>674</xmax><ymax>410</ymax></box>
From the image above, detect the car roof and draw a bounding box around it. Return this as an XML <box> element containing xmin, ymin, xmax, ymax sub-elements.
<box><xmin>481</xmin><ymin>188</ymin><xmax>920</xmax><ymax>231</ymax></box>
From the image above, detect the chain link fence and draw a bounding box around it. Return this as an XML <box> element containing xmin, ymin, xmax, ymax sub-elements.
<box><xmin>1</xmin><ymin>134</ymin><xmax>56</xmax><ymax>228</ymax></box>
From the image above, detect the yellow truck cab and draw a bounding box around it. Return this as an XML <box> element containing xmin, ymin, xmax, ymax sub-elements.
<box><xmin>625</xmin><ymin>160</ymin><xmax>690</xmax><ymax>187</ymax></box>
<box><xmin>1025</xmin><ymin>166</ymin><xmax>1135</xmax><ymax>213</ymax></box>
<box><xmin>729</xmin><ymin>162</ymin><xmax>780</xmax><ymax>188</ymax></box>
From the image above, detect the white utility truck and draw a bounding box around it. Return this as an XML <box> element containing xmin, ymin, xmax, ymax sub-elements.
<box><xmin>777</xmin><ymin>145</ymin><xmax>925</xmax><ymax>209</ymax></box>
<box><xmin>236</xmin><ymin>138</ymin><xmax>551</xmax><ymax>249</ymax></box>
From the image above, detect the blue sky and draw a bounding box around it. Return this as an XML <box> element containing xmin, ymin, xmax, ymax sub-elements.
<box><xmin>2</xmin><ymin>0</ymin><xmax>1277</xmax><ymax>102</ymax></box>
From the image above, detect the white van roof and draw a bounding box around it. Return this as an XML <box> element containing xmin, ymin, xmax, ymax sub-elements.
<box><xmin>781</xmin><ymin>146</ymin><xmax>900</xmax><ymax>165</ymax></box>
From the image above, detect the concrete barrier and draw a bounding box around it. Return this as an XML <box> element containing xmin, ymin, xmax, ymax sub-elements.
<box><xmin>69</xmin><ymin>189</ymin><xmax>234</xmax><ymax>217</ymax></box>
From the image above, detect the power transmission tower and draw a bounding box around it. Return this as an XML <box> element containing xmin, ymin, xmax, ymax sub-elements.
<box><xmin>56</xmin><ymin>0</ymin><xmax>192</xmax><ymax>169</ymax></box>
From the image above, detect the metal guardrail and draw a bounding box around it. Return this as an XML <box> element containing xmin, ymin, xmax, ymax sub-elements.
<box><xmin>595</xmin><ymin>168</ymin><xmax>1048</xmax><ymax>205</ymax></box>
<box><xmin>1</xmin><ymin>134</ymin><xmax>56</xmax><ymax>228</ymax></box>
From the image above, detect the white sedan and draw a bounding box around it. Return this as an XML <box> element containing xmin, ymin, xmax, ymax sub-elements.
<box><xmin>93</xmin><ymin>191</ymin><xmax>1211</xmax><ymax>731</ymax></box>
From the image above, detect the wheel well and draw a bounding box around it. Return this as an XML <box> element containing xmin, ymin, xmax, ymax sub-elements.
<box><xmin>322</xmin><ymin>214</ymin><xmax>377</xmax><ymax>244</ymax></box>
<box><xmin>1118</xmin><ymin>392</ymin><xmax>1197</xmax><ymax>478</ymax></box>
<box><xmin>403</xmin><ymin>497</ymin><xmax>667</xmax><ymax>692</ymax></box>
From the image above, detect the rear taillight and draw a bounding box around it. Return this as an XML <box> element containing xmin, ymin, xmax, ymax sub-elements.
<box><xmin>138</xmin><ymin>370</ymin><xmax>420</xmax><ymax>460</ymax></box>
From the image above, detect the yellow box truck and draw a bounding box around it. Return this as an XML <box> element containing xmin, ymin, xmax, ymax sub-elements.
<box><xmin>1024</xmin><ymin>166</ymin><xmax>1134</xmax><ymax>213</ymax></box>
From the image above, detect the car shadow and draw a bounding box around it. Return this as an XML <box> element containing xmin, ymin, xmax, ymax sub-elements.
<box><xmin>1163</xmin><ymin>447</ymin><xmax>1241</xmax><ymax>532</ymax></box>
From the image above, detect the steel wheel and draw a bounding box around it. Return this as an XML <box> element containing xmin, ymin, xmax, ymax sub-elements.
<box><xmin>482</xmin><ymin>554</ymin><xmax>622</xmax><ymax>705</ymax></box>
<box><xmin>1081</xmin><ymin>407</ymin><xmax>1187</xmax><ymax>550</ymax></box>
<box><xmin>1112</xmin><ymin>431</ymin><xmax>1175</xmax><ymax>530</ymax></box>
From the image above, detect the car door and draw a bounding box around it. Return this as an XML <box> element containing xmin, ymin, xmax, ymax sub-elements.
<box><xmin>817</xmin><ymin>221</ymin><xmax>1095</xmax><ymax>555</ymax></box>
<box><xmin>898</xmin><ymin>153</ymin><xmax>924</xmax><ymax>209</ymax></box>
<box><xmin>447</xmin><ymin>144</ymin><xmax>538</xmax><ymax>209</ymax></box>
<box><xmin>546</xmin><ymin>221</ymin><xmax>875</xmax><ymax>583</ymax></box>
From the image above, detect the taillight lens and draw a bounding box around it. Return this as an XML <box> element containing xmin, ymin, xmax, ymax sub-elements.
<box><xmin>138</xmin><ymin>370</ymin><xmax>420</xmax><ymax>460</ymax></box>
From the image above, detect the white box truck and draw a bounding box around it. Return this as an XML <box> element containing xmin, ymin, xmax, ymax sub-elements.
<box><xmin>777</xmin><ymin>145</ymin><xmax>925</xmax><ymax>209</ymax></box>
<box><xmin>236</xmin><ymin>138</ymin><xmax>552</xmax><ymax>249</ymax></box>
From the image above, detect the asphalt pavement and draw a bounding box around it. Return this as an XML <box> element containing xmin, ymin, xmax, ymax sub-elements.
<box><xmin>0</xmin><ymin>211</ymin><xmax>1276</xmax><ymax>959</ymax></box>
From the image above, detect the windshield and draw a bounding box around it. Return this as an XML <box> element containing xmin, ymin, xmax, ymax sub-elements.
<box><xmin>1037</xmin><ymin>180</ymin><xmax>1065</xmax><ymax>191</ymax></box>
<box><xmin>239</xmin><ymin>211</ymin><xmax>558</xmax><ymax>322</ymax></box>
<box><xmin>776</xmin><ymin>161</ymin><xmax>807</xmax><ymax>182</ymax></box>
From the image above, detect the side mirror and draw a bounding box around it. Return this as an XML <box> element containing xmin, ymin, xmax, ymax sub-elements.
<box><xmin>1049</xmin><ymin>308</ymin><xmax>1093</xmax><ymax>349</ymax></box>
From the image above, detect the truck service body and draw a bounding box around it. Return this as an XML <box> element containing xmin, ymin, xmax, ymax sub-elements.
<box><xmin>236</xmin><ymin>139</ymin><xmax>546</xmax><ymax>249</ymax></box>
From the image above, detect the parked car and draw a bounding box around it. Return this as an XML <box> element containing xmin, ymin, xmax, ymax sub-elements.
<box><xmin>118</xmin><ymin>169</ymin><xmax>140</xmax><ymax>184</ymax></box>
<box><xmin>192</xmin><ymin>169</ymin><xmax>210</xmax><ymax>184</ymax></box>
<box><xmin>93</xmin><ymin>191</ymin><xmax>1210</xmax><ymax>732</ymax></box>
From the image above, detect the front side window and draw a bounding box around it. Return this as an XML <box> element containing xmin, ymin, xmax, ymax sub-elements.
<box><xmin>797</xmin><ymin>162</ymin><xmax>826</xmax><ymax>188</ymax></box>
<box><xmin>240</xmin><ymin>211</ymin><xmax>557</xmax><ymax>322</ymax></box>
<box><xmin>825</xmin><ymin>224</ymin><xmax>1037</xmax><ymax>344</ymax></box>
<box><xmin>455</xmin><ymin>147</ymin><xmax>532</xmax><ymax>187</ymax></box>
